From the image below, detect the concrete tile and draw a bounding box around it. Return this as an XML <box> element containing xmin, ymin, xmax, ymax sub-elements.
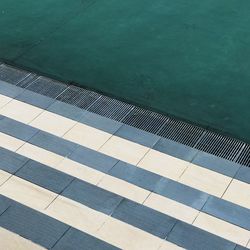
<box><xmin>63</xmin><ymin>122</ymin><xmax>112</xmax><ymax>150</ymax></box>
<box><xmin>30</xmin><ymin>111</ymin><xmax>76</xmax><ymax>137</ymax></box>
<box><xmin>98</xmin><ymin>174</ymin><xmax>150</xmax><ymax>204</ymax></box>
<box><xmin>15</xmin><ymin>160</ymin><xmax>74</xmax><ymax>194</ymax></box>
<box><xmin>144</xmin><ymin>193</ymin><xmax>198</xmax><ymax>224</ymax></box>
<box><xmin>236</xmin><ymin>245</ymin><xmax>249</xmax><ymax>250</ymax></box>
<box><xmin>0</xmin><ymin>132</ymin><xmax>25</xmax><ymax>151</ymax></box>
<box><xmin>46</xmin><ymin>196</ymin><xmax>107</xmax><ymax>234</ymax></box>
<box><xmin>192</xmin><ymin>151</ymin><xmax>240</xmax><ymax>177</ymax></box>
<box><xmin>16</xmin><ymin>89</ymin><xmax>55</xmax><ymax>109</ymax></box>
<box><xmin>153</xmin><ymin>138</ymin><xmax>198</xmax><ymax>162</ymax></box>
<box><xmin>0</xmin><ymin>203</ymin><xmax>69</xmax><ymax>249</ymax></box>
<box><xmin>29</xmin><ymin>130</ymin><xmax>78</xmax><ymax>157</ymax></box>
<box><xmin>0</xmin><ymin>115</ymin><xmax>38</xmax><ymax>141</ymax></box>
<box><xmin>0</xmin><ymin>94</ymin><xmax>12</xmax><ymax>109</ymax></box>
<box><xmin>62</xmin><ymin>179</ymin><xmax>123</xmax><ymax>215</ymax></box>
<box><xmin>53</xmin><ymin>227</ymin><xmax>118</xmax><ymax>250</ymax></box>
<box><xmin>0</xmin><ymin>147</ymin><xmax>28</xmax><ymax>174</ymax></box>
<box><xmin>17</xmin><ymin>143</ymin><xmax>64</xmax><ymax>167</ymax></box>
<box><xmin>138</xmin><ymin>149</ymin><xmax>188</xmax><ymax>181</ymax></box>
<box><xmin>109</xmin><ymin>161</ymin><xmax>161</xmax><ymax>191</ymax></box>
<box><xmin>154</xmin><ymin>178</ymin><xmax>209</xmax><ymax>210</ymax></box>
<box><xmin>80</xmin><ymin>111</ymin><xmax>122</xmax><ymax>134</ymax></box>
<box><xmin>223</xmin><ymin>179</ymin><xmax>250</xmax><ymax>209</ymax></box>
<box><xmin>69</xmin><ymin>146</ymin><xmax>118</xmax><ymax>173</ymax></box>
<box><xmin>0</xmin><ymin>227</ymin><xmax>46</xmax><ymax>250</ymax></box>
<box><xmin>0</xmin><ymin>81</ymin><xmax>23</xmax><ymax>98</ymax></box>
<box><xmin>56</xmin><ymin>158</ymin><xmax>105</xmax><ymax>185</ymax></box>
<box><xmin>202</xmin><ymin>196</ymin><xmax>250</xmax><ymax>231</ymax></box>
<box><xmin>0</xmin><ymin>99</ymin><xmax>43</xmax><ymax>124</ymax></box>
<box><xmin>179</xmin><ymin>164</ymin><xmax>232</xmax><ymax>197</ymax></box>
<box><xmin>158</xmin><ymin>241</ymin><xmax>185</xmax><ymax>250</ymax></box>
<box><xmin>48</xmin><ymin>100</ymin><xmax>85</xmax><ymax>121</ymax></box>
<box><xmin>0</xmin><ymin>195</ymin><xmax>13</xmax><ymax>215</ymax></box>
<box><xmin>194</xmin><ymin>212</ymin><xmax>250</xmax><ymax>246</ymax></box>
<box><xmin>235</xmin><ymin>166</ymin><xmax>250</xmax><ymax>185</ymax></box>
<box><xmin>100</xmin><ymin>136</ymin><xmax>149</xmax><ymax>165</ymax></box>
<box><xmin>115</xmin><ymin>124</ymin><xmax>160</xmax><ymax>148</ymax></box>
<box><xmin>0</xmin><ymin>170</ymin><xmax>11</xmax><ymax>185</ymax></box>
<box><xmin>97</xmin><ymin>217</ymin><xmax>165</xmax><ymax>250</ymax></box>
<box><xmin>167</xmin><ymin>221</ymin><xmax>236</xmax><ymax>250</ymax></box>
<box><xmin>112</xmin><ymin>199</ymin><xmax>176</xmax><ymax>239</ymax></box>
<box><xmin>0</xmin><ymin>176</ymin><xmax>56</xmax><ymax>210</ymax></box>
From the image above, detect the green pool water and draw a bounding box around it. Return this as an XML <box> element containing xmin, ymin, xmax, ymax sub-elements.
<box><xmin>1</xmin><ymin>0</ymin><xmax>250</xmax><ymax>142</ymax></box>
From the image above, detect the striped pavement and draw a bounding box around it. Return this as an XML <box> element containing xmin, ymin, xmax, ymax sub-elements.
<box><xmin>0</xmin><ymin>79</ymin><xmax>250</xmax><ymax>249</ymax></box>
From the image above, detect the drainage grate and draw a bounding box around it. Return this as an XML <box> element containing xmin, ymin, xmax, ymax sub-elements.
<box><xmin>195</xmin><ymin>131</ymin><xmax>245</xmax><ymax>161</ymax></box>
<box><xmin>1</xmin><ymin>62</ymin><xmax>250</xmax><ymax>166</ymax></box>
<box><xmin>158</xmin><ymin>118</ymin><xmax>205</xmax><ymax>147</ymax></box>
<box><xmin>16</xmin><ymin>74</ymin><xmax>38</xmax><ymax>88</ymax></box>
<box><xmin>0</xmin><ymin>64</ymin><xmax>30</xmax><ymax>85</ymax></box>
<box><xmin>26</xmin><ymin>76</ymin><xmax>68</xmax><ymax>99</ymax></box>
<box><xmin>235</xmin><ymin>144</ymin><xmax>250</xmax><ymax>166</ymax></box>
<box><xmin>56</xmin><ymin>85</ymin><xmax>101</xmax><ymax>109</ymax></box>
<box><xmin>122</xmin><ymin>107</ymin><xmax>169</xmax><ymax>134</ymax></box>
<box><xmin>88</xmin><ymin>95</ymin><xmax>134</xmax><ymax>122</ymax></box>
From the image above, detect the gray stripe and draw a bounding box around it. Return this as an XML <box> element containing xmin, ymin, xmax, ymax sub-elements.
<box><xmin>16</xmin><ymin>160</ymin><xmax>74</xmax><ymax>194</ymax></box>
<box><xmin>202</xmin><ymin>196</ymin><xmax>250</xmax><ymax>231</ymax></box>
<box><xmin>0</xmin><ymin>80</ymin><xmax>244</xmax><ymax>175</ymax></box>
<box><xmin>16</xmin><ymin>89</ymin><xmax>55</xmax><ymax>109</ymax></box>
<box><xmin>0</xmin><ymin>147</ymin><xmax>28</xmax><ymax>174</ymax></box>
<box><xmin>114</xmin><ymin>124</ymin><xmax>160</xmax><ymax>148</ymax></box>
<box><xmin>0</xmin><ymin>115</ymin><xmax>38</xmax><ymax>141</ymax></box>
<box><xmin>111</xmin><ymin>199</ymin><xmax>176</xmax><ymax>238</ymax></box>
<box><xmin>192</xmin><ymin>151</ymin><xmax>241</xmax><ymax>178</ymax></box>
<box><xmin>167</xmin><ymin>221</ymin><xmax>236</xmax><ymax>250</ymax></box>
<box><xmin>0</xmin><ymin>195</ymin><xmax>69</xmax><ymax>249</ymax></box>
<box><xmin>1</xmin><ymin>68</ymin><xmax>249</xmax><ymax>168</ymax></box>
<box><xmin>0</xmin><ymin>195</ymin><xmax>119</xmax><ymax>250</ymax></box>
<box><xmin>1</xmin><ymin>117</ymin><xmax>250</xmax><ymax>229</ymax></box>
<box><xmin>153</xmin><ymin>137</ymin><xmax>198</xmax><ymax>162</ymax></box>
<box><xmin>0</xmin><ymin>145</ymin><xmax>248</xmax><ymax>248</ymax></box>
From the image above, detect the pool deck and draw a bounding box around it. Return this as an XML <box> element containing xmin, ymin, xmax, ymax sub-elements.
<box><xmin>0</xmin><ymin>64</ymin><xmax>250</xmax><ymax>249</ymax></box>
<box><xmin>1</xmin><ymin>0</ymin><xmax>250</xmax><ymax>143</ymax></box>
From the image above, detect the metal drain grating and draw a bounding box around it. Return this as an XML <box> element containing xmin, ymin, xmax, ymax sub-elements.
<box><xmin>56</xmin><ymin>85</ymin><xmax>101</xmax><ymax>109</ymax></box>
<box><xmin>26</xmin><ymin>76</ymin><xmax>68</xmax><ymax>99</ymax></box>
<box><xmin>0</xmin><ymin>64</ymin><xmax>30</xmax><ymax>85</ymax></box>
<box><xmin>235</xmin><ymin>144</ymin><xmax>250</xmax><ymax>166</ymax></box>
<box><xmin>88</xmin><ymin>95</ymin><xmax>134</xmax><ymax>121</ymax></box>
<box><xmin>1</xmin><ymin>62</ymin><xmax>250</xmax><ymax>166</ymax></box>
<box><xmin>122</xmin><ymin>107</ymin><xmax>169</xmax><ymax>134</ymax></box>
<box><xmin>16</xmin><ymin>74</ymin><xmax>38</xmax><ymax>88</ymax></box>
<box><xmin>195</xmin><ymin>131</ymin><xmax>245</xmax><ymax>161</ymax></box>
<box><xmin>158</xmin><ymin>118</ymin><xmax>205</xmax><ymax>147</ymax></box>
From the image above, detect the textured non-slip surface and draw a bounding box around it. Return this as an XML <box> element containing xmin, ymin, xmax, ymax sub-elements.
<box><xmin>0</xmin><ymin>0</ymin><xmax>250</xmax><ymax>143</ymax></box>
<box><xmin>1</xmin><ymin>82</ymin><xmax>250</xmax><ymax>249</ymax></box>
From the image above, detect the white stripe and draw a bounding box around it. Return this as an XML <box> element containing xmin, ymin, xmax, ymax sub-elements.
<box><xmin>0</xmin><ymin>114</ymin><xmax>249</xmax><ymax>212</ymax></box>
<box><xmin>0</xmin><ymin>162</ymin><xmax>250</xmax><ymax>247</ymax></box>
<box><xmin>0</xmin><ymin>98</ymin><xmax>250</xmax><ymax>246</ymax></box>
<box><xmin>0</xmin><ymin>227</ymin><xmax>46</xmax><ymax>250</ymax></box>
<box><xmin>0</xmin><ymin>94</ymin><xmax>12</xmax><ymax>109</ymax></box>
<box><xmin>0</xmin><ymin>98</ymin><xmax>242</xmax><ymax>202</ymax></box>
<box><xmin>0</xmin><ymin>175</ymin><xmax>183</xmax><ymax>250</ymax></box>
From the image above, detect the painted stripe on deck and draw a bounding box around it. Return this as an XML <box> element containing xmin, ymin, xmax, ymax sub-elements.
<box><xmin>0</xmin><ymin>158</ymin><xmax>249</xmax><ymax>247</ymax></box>
<box><xmin>0</xmin><ymin>127</ymin><xmax>250</xmax><ymax>239</ymax></box>
<box><xmin>0</xmin><ymin>103</ymin><xmax>246</xmax><ymax>208</ymax></box>
<box><xmin>0</xmin><ymin>227</ymin><xmax>46</xmax><ymax>250</ymax></box>
<box><xmin>0</xmin><ymin>177</ymin><xmax>183</xmax><ymax>250</ymax></box>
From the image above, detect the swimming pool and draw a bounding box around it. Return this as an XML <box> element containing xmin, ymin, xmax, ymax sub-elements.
<box><xmin>0</xmin><ymin>0</ymin><xmax>250</xmax><ymax>142</ymax></box>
